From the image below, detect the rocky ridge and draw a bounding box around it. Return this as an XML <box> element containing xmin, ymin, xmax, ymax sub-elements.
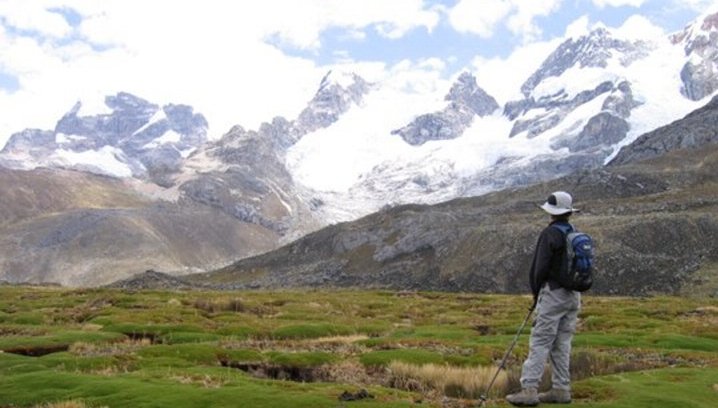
<box><xmin>610</xmin><ymin>93</ymin><xmax>718</xmax><ymax>165</ymax></box>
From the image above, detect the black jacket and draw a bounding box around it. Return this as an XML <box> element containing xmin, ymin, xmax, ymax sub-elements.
<box><xmin>529</xmin><ymin>220</ymin><xmax>571</xmax><ymax>300</ymax></box>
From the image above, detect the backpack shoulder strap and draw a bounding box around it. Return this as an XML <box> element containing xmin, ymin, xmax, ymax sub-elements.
<box><xmin>551</xmin><ymin>222</ymin><xmax>574</xmax><ymax>236</ymax></box>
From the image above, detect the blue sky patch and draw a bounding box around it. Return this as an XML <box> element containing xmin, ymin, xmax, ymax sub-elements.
<box><xmin>48</xmin><ymin>7</ymin><xmax>82</xmax><ymax>27</ymax></box>
<box><xmin>0</xmin><ymin>71</ymin><xmax>20</xmax><ymax>93</ymax></box>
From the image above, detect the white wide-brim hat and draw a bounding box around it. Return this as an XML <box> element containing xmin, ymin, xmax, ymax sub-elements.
<box><xmin>540</xmin><ymin>191</ymin><xmax>579</xmax><ymax>215</ymax></box>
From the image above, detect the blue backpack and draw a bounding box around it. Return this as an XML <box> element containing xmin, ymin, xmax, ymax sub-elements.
<box><xmin>552</xmin><ymin>223</ymin><xmax>594</xmax><ymax>292</ymax></box>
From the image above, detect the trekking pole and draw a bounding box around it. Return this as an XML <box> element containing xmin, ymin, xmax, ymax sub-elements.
<box><xmin>478</xmin><ymin>305</ymin><xmax>535</xmax><ymax>407</ymax></box>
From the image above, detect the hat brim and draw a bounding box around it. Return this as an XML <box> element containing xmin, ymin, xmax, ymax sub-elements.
<box><xmin>540</xmin><ymin>203</ymin><xmax>578</xmax><ymax>215</ymax></box>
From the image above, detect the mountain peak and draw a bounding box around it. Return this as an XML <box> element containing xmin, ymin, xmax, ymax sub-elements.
<box><xmin>1</xmin><ymin>92</ymin><xmax>207</xmax><ymax>184</ymax></box>
<box><xmin>105</xmin><ymin>92</ymin><xmax>157</xmax><ymax>113</ymax></box>
<box><xmin>293</xmin><ymin>70</ymin><xmax>370</xmax><ymax>135</ymax></box>
<box><xmin>520</xmin><ymin>26</ymin><xmax>648</xmax><ymax>97</ymax></box>
<box><xmin>318</xmin><ymin>70</ymin><xmax>364</xmax><ymax>92</ymax></box>
<box><xmin>445</xmin><ymin>72</ymin><xmax>499</xmax><ymax>116</ymax></box>
<box><xmin>672</xmin><ymin>10</ymin><xmax>718</xmax><ymax>100</ymax></box>
<box><xmin>390</xmin><ymin>72</ymin><xmax>498</xmax><ymax>146</ymax></box>
<box><xmin>672</xmin><ymin>10</ymin><xmax>718</xmax><ymax>53</ymax></box>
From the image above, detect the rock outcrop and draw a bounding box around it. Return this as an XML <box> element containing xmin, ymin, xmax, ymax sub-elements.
<box><xmin>391</xmin><ymin>72</ymin><xmax>499</xmax><ymax>145</ymax></box>
<box><xmin>673</xmin><ymin>11</ymin><xmax>718</xmax><ymax>100</ymax></box>
<box><xmin>610</xmin><ymin>93</ymin><xmax>718</xmax><ymax>165</ymax></box>
<box><xmin>0</xmin><ymin>92</ymin><xmax>208</xmax><ymax>186</ymax></box>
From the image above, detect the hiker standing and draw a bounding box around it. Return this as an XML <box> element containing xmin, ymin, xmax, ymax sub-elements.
<box><xmin>506</xmin><ymin>191</ymin><xmax>585</xmax><ymax>406</ymax></box>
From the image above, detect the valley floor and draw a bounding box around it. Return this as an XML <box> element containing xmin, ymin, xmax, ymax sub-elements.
<box><xmin>0</xmin><ymin>286</ymin><xmax>716</xmax><ymax>407</ymax></box>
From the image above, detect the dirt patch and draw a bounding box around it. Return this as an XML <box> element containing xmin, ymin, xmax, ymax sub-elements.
<box><xmin>338</xmin><ymin>389</ymin><xmax>374</xmax><ymax>401</ymax></box>
<box><xmin>122</xmin><ymin>332</ymin><xmax>161</xmax><ymax>344</ymax></box>
<box><xmin>4</xmin><ymin>344</ymin><xmax>69</xmax><ymax>356</ymax></box>
<box><xmin>219</xmin><ymin>360</ymin><xmax>326</xmax><ymax>382</ymax></box>
<box><xmin>219</xmin><ymin>337</ymin><xmax>368</xmax><ymax>355</ymax></box>
<box><xmin>219</xmin><ymin>358</ymin><xmax>384</xmax><ymax>386</ymax></box>
<box><xmin>472</xmin><ymin>324</ymin><xmax>492</xmax><ymax>335</ymax></box>
<box><xmin>695</xmin><ymin>306</ymin><xmax>718</xmax><ymax>314</ymax></box>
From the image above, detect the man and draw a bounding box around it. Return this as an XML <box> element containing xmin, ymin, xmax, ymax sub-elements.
<box><xmin>506</xmin><ymin>191</ymin><xmax>581</xmax><ymax>406</ymax></box>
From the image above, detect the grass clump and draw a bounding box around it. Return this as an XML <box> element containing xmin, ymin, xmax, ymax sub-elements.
<box><xmin>32</xmin><ymin>400</ymin><xmax>108</xmax><ymax>408</ymax></box>
<box><xmin>265</xmin><ymin>351</ymin><xmax>336</xmax><ymax>368</ymax></box>
<box><xmin>136</xmin><ymin>344</ymin><xmax>222</xmax><ymax>365</ymax></box>
<box><xmin>573</xmin><ymin>367</ymin><xmax>718</xmax><ymax>407</ymax></box>
<box><xmin>388</xmin><ymin>361</ymin><xmax>505</xmax><ymax>398</ymax></box>
<box><xmin>271</xmin><ymin>323</ymin><xmax>353</xmax><ymax>340</ymax></box>
<box><xmin>191</xmin><ymin>298</ymin><xmax>246</xmax><ymax>314</ymax></box>
<box><xmin>360</xmin><ymin>349</ymin><xmax>445</xmax><ymax>367</ymax></box>
<box><xmin>0</xmin><ymin>331</ymin><xmax>126</xmax><ymax>355</ymax></box>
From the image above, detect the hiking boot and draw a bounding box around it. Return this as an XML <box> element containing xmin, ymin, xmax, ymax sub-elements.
<box><xmin>506</xmin><ymin>387</ymin><xmax>539</xmax><ymax>406</ymax></box>
<box><xmin>538</xmin><ymin>388</ymin><xmax>571</xmax><ymax>404</ymax></box>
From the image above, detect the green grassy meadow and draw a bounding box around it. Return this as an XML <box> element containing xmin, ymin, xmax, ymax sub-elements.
<box><xmin>0</xmin><ymin>286</ymin><xmax>716</xmax><ymax>407</ymax></box>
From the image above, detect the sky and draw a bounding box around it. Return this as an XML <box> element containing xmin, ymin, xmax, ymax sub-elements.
<box><xmin>0</xmin><ymin>0</ymin><xmax>716</xmax><ymax>148</ymax></box>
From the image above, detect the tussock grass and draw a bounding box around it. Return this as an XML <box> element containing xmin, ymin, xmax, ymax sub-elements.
<box><xmin>191</xmin><ymin>298</ymin><xmax>246</xmax><ymax>314</ymax></box>
<box><xmin>271</xmin><ymin>323</ymin><xmax>354</xmax><ymax>340</ymax></box>
<box><xmin>32</xmin><ymin>401</ymin><xmax>107</xmax><ymax>408</ymax></box>
<box><xmin>306</xmin><ymin>334</ymin><xmax>369</xmax><ymax>344</ymax></box>
<box><xmin>170</xmin><ymin>373</ymin><xmax>227</xmax><ymax>388</ymax></box>
<box><xmin>360</xmin><ymin>349</ymin><xmax>445</xmax><ymax>367</ymax></box>
<box><xmin>69</xmin><ymin>338</ymin><xmax>151</xmax><ymax>356</ymax></box>
<box><xmin>388</xmin><ymin>361</ymin><xmax>506</xmax><ymax>398</ymax></box>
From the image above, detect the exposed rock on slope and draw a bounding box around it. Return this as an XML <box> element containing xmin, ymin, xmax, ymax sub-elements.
<box><xmin>673</xmin><ymin>11</ymin><xmax>718</xmax><ymax>100</ymax></box>
<box><xmin>391</xmin><ymin>72</ymin><xmax>499</xmax><ymax>145</ymax></box>
<box><xmin>610</xmin><ymin>93</ymin><xmax>718</xmax><ymax>165</ymax></box>
<box><xmin>105</xmin><ymin>270</ymin><xmax>198</xmax><ymax>290</ymax></box>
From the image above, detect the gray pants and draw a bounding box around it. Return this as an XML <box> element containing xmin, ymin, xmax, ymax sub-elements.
<box><xmin>520</xmin><ymin>284</ymin><xmax>580</xmax><ymax>391</ymax></box>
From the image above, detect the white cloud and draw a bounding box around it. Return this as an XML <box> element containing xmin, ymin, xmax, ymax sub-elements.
<box><xmin>614</xmin><ymin>14</ymin><xmax>665</xmax><ymax>40</ymax></box>
<box><xmin>679</xmin><ymin>0</ymin><xmax>718</xmax><ymax>13</ymax></box>
<box><xmin>448</xmin><ymin>0</ymin><xmax>563</xmax><ymax>41</ymax></box>
<box><xmin>563</xmin><ymin>13</ymin><xmax>664</xmax><ymax>41</ymax></box>
<box><xmin>506</xmin><ymin>0</ymin><xmax>563</xmax><ymax>41</ymax></box>
<box><xmin>448</xmin><ymin>0</ymin><xmax>512</xmax><ymax>38</ymax></box>
<box><xmin>0</xmin><ymin>0</ymin><xmax>73</xmax><ymax>38</ymax></box>
<box><xmin>565</xmin><ymin>15</ymin><xmax>591</xmax><ymax>38</ymax></box>
<box><xmin>418</xmin><ymin>57</ymin><xmax>446</xmax><ymax>72</ymax></box>
<box><xmin>592</xmin><ymin>0</ymin><xmax>647</xmax><ymax>7</ymax></box>
<box><xmin>471</xmin><ymin>38</ymin><xmax>563</xmax><ymax>104</ymax></box>
<box><xmin>217</xmin><ymin>0</ymin><xmax>440</xmax><ymax>50</ymax></box>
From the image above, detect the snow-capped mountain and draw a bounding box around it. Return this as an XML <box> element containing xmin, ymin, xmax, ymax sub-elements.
<box><xmin>284</xmin><ymin>17</ymin><xmax>712</xmax><ymax>222</ymax></box>
<box><xmin>3</xmin><ymin>9</ymin><xmax>718</xmax><ymax>286</ymax></box>
<box><xmin>3</xmin><ymin>13</ymin><xmax>717</xmax><ymax>224</ymax></box>
<box><xmin>175</xmin><ymin>70</ymin><xmax>370</xmax><ymax>241</ymax></box>
<box><xmin>3</xmin><ymin>13</ymin><xmax>717</xmax><ymax>225</ymax></box>
<box><xmin>0</xmin><ymin>92</ymin><xmax>207</xmax><ymax>186</ymax></box>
